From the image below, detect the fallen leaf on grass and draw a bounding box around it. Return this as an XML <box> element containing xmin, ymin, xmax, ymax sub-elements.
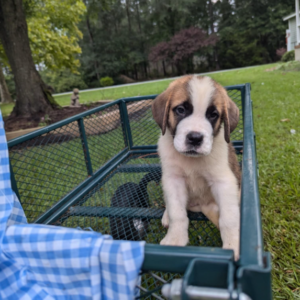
<box><xmin>265</xmin><ymin>67</ymin><xmax>276</xmax><ymax>72</ymax></box>
<box><xmin>280</xmin><ymin>119</ymin><xmax>290</xmax><ymax>122</ymax></box>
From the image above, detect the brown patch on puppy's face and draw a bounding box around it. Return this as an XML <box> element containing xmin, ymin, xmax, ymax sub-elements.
<box><xmin>212</xmin><ymin>81</ymin><xmax>240</xmax><ymax>143</ymax></box>
<box><xmin>205</xmin><ymin>92</ymin><xmax>223</xmax><ymax>138</ymax></box>
<box><xmin>168</xmin><ymin>98</ymin><xmax>193</xmax><ymax>136</ymax></box>
<box><xmin>152</xmin><ymin>76</ymin><xmax>193</xmax><ymax>135</ymax></box>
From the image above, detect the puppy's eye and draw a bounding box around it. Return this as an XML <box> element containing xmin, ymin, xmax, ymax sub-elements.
<box><xmin>209</xmin><ymin>110</ymin><xmax>219</xmax><ymax>119</ymax></box>
<box><xmin>176</xmin><ymin>106</ymin><xmax>186</xmax><ymax>116</ymax></box>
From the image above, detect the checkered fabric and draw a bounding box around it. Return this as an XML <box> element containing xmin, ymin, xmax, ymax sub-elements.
<box><xmin>0</xmin><ymin>110</ymin><xmax>145</xmax><ymax>299</ymax></box>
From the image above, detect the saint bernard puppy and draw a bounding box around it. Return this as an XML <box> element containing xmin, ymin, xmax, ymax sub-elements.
<box><xmin>152</xmin><ymin>75</ymin><xmax>241</xmax><ymax>260</ymax></box>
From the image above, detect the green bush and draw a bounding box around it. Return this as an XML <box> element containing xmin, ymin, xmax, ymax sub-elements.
<box><xmin>100</xmin><ymin>76</ymin><xmax>114</xmax><ymax>87</ymax></box>
<box><xmin>275</xmin><ymin>61</ymin><xmax>300</xmax><ymax>72</ymax></box>
<box><xmin>41</xmin><ymin>69</ymin><xmax>88</xmax><ymax>93</ymax></box>
<box><xmin>281</xmin><ymin>50</ymin><xmax>295</xmax><ymax>62</ymax></box>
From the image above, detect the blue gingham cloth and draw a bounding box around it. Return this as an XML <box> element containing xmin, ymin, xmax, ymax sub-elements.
<box><xmin>0</xmin><ymin>110</ymin><xmax>145</xmax><ymax>299</ymax></box>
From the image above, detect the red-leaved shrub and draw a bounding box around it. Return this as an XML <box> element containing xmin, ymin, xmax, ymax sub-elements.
<box><xmin>276</xmin><ymin>48</ymin><xmax>287</xmax><ymax>57</ymax></box>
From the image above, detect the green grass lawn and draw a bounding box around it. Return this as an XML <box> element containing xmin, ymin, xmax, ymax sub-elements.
<box><xmin>6</xmin><ymin>63</ymin><xmax>300</xmax><ymax>299</ymax></box>
<box><xmin>210</xmin><ymin>64</ymin><xmax>300</xmax><ymax>299</ymax></box>
<box><xmin>0</xmin><ymin>79</ymin><xmax>175</xmax><ymax>117</ymax></box>
<box><xmin>54</xmin><ymin>80</ymin><xmax>174</xmax><ymax>105</ymax></box>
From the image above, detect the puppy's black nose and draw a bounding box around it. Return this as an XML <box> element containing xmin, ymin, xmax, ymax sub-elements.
<box><xmin>186</xmin><ymin>131</ymin><xmax>203</xmax><ymax>146</ymax></box>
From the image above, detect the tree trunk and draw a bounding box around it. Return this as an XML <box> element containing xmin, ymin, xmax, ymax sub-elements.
<box><xmin>208</xmin><ymin>0</ymin><xmax>220</xmax><ymax>70</ymax></box>
<box><xmin>0</xmin><ymin>63</ymin><xmax>13</xmax><ymax>103</ymax></box>
<box><xmin>134</xmin><ymin>64</ymin><xmax>138</xmax><ymax>80</ymax></box>
<box><xmin>171</xmin><ymin>63</ymin><xmax>175</xmax><ymax>76</ymax></box>
<box><xmin>143</xmin><ymin>62</ymin><xmax>148</xmax><ymax>79</ymax></box>
<box><xmin>175</xmin><ymin>62</ymin><xmax>182</xmax><ymax>75</ymax></box>
<box><xmin>162</xmin><ymin>60</ymin><xmax>167</xmax><ymax>76</ymax></box>
<box><xmin>135</xmin><ymin>0</ymin><xmax>142</xmax><ymax>34</ymax></box>
<box><xmin>214</xmin><ymin>46</ymin><xmax>220</xmax><ymax>70</ymax></box>
<box><xmin>188</xmin><ymin>56</ymin><xmax>194</xmax><ymax>73</ymax></box>
<box><xmin>0</xmin><ymin>0</ymin><xmax>59</xmax><ymax>118</ymax></box>
<box><xmin>85</xmin><ymin>10</ymin><xmax>100</xmax><ymax>81</ymax></box>
<box><xmin>125</xmin><ymin>0</ymin><xmax>132</xmax><ymax>33</ymax></box>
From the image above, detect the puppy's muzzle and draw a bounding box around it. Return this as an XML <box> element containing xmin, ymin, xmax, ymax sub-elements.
<box><xmin>186</xmin><ymin>131</ymin><xmax>203</xmax><ymax>147</ymax></box>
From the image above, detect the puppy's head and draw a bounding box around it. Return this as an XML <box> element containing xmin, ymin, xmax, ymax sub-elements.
<box><xmin>152</xmin><ymin>75</ymin><xmax>239</xmax><ymax>157</ymax></box>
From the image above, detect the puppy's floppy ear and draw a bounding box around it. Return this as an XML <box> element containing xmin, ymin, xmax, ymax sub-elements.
<box><xmin>223</xmin><ymin>92</ymin><xmax>239</xmax><ymax>143</ymax></box>
<box><xmin>152</xmin><ymin>90</ymin><xmax>172</xmax><ymax>135</ymax></box>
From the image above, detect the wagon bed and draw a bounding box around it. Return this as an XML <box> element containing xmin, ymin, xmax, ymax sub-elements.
<box><xmin>8</xmin><ymin>84</ymin><xmax>272</xmax><ymax>300</ymax></box>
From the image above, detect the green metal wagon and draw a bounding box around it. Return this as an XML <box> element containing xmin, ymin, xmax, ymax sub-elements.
<box><xmin>8</xmin><ymin>83</ymin><xmax>272</xmax><ymax>300</ymax></box>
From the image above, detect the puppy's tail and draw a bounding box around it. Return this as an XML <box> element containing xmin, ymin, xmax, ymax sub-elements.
<box><xmin>139</xmin><ymin>170</ymin><xmax>161</xmax><ymax>190</ymax></box>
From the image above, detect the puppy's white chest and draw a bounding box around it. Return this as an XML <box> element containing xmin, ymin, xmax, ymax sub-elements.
<box><xmin>185</xmin><ymin>174</ymin><xmax>212</xmax><ymax>209</ymax></box>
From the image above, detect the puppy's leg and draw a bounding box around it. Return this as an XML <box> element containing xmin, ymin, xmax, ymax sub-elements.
<box><xmin>160</xmin><ymin>175</ymin><xmax>189</xmax><ymax>246</ymax></box>
<box><xmin>211</xmin><ymin>180</ymin><xmax>240</xmax><ymax>260</ymax></box>
<box><xmin>161</xmin><ymin>209</ymin><xmax>169</xmax><ymax>228</ymax></box>
<box><xmin>201</xmin><ymin>202</ymin><xmax>219</xmax><ymax>228</ymax></box>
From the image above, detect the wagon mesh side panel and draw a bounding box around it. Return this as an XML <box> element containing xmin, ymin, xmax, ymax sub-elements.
<box><xmin>8</xmin><ymin>104</ymin><xmax>127</xmax><ymax>223</ymax></box>
<box><xmin>9</xmin><ymin>121</ymin><xmax>87</xmax><ymax>222</ymax></box>
<box><xmin>83</xmin><ymin>104</ymin><xmax>126</xmax><ymax>171</ymax></box>
<box><xmin>126</xmin><ymin>99</ymin><xmax>160</xmax><ymax>147</ymax></box>
<box><xmin>227</xmin><ymin>89</ymin><xmax>243</xmax><ymax>141</ymax></box>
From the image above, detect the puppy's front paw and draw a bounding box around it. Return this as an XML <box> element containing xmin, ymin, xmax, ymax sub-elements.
<box><xmin>160</xmin><ymin>232</ymin><xmax>189</xmax><ymax>246</ymax></box>
<box><xmin>223</xmin><ymin>243</ymin><xmax>239</xmax><ymax>261</ymax></box>
<box><xmin>161</xmin><ymin>210</ymin><xmax>169</xmax><ymax>228</ymax></box>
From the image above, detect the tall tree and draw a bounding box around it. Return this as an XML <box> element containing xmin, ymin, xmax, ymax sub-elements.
<box><xmin>83</xmin><ymin>0</ymin><xmax>100</xmax><ymax>80</ymax></box>
<box><xmin>125</xmin><ymin>0</ymin><xmax>132</xmax><ymax>33</ymax></box>
<box><xmin>0</xmin><ymin>0</ymin><xmax>86</xmax><ymax>117</ymax></box>
<box><xmin>208</xmin><ymin>0</ymin><xmax>219</xmax><ymax>69</ymax></box>
<box><xmin>0</xmin><ymin>0</ymin><xmax>59</xmax><ymax>118</ymax></box>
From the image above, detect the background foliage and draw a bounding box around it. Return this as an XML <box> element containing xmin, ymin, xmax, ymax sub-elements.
<box><xmin>71</xmin><ymin>0</ymin><xmax>295</xmax><ymax>90</ymax></box>
<box><xmin>25</xmin><ymin>0</ymin><xmax>86</xmax><ymax>71</ymax></box>
<box><xmin>0</xmin><ymin>0</ymin><xmax>295</xmax><ymax>96</ymax></box>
